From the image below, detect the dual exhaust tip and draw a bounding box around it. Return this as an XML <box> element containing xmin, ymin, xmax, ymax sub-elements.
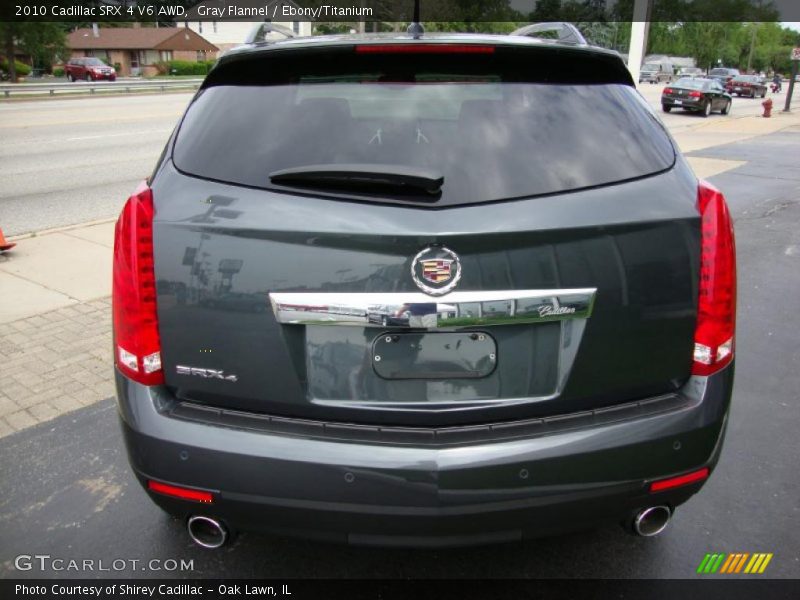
<box><xmin>185</xmin><ymin>507</ymin><xmax>672</xmax><ymax>548</ymax></box>
<box><xmin>187</xmin><ymin>515</ymin><xmax>228</xmax><ymax>549</ymax></box>
<box><xmin>632</xmin><ymin>505</ymin><xmax>672</xmax><ymax>537</ymax></box>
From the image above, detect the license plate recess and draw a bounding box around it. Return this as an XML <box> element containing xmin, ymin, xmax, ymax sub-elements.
<box><xmin>372</xmin><ymin>332</ymin><xmax>497</xmax><ymax>380</ymax></box>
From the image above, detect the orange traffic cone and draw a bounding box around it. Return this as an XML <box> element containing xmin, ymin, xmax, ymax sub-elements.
<box><xmin>0</xmin><ymin>227</ymin><xmax>16</xmax><ymax>253</ymax></box>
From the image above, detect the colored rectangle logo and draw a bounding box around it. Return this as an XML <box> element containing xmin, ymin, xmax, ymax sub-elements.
<box><xmin>698</xmin><ymin>552</ymin><xmax>773</xmax><ymax>574</ymax></box>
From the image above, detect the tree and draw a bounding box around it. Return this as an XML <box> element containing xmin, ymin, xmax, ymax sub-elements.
<box><xmin>0</xmin><ymin>23</ymin><xmax>68</xmax><ymax>80</ymax></box>
<box><xmin>677</xmin><ymin>22</ymin><xmax>743</xmax><ymax>71</ymax></box>
<box><xmin>530</xmin><ymin>0</ymin><xmax>563</xmax><ymax>21</ymax></box>
<box><xmin>576</xmin><ymin>22</ymin><xmax>629</xmax><ymax>50</ymax></box>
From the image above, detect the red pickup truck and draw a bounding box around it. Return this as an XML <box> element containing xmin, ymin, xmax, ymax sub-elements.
<box><xmin>65</xmin><ymin>57</ymin><xmax>116</xmax><ymax>82</ymax></box>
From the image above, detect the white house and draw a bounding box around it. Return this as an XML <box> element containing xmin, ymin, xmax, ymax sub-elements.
<box><xmin>185</xmin><ymin>1</ymin><xmax>312</xmax><ymax>54</ymax></box>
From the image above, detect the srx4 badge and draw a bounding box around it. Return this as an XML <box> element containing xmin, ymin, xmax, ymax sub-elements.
<box><xmin>176</xmin><ymin>365</ymin><xmax>238</xmax><ymax>382</ymax></box>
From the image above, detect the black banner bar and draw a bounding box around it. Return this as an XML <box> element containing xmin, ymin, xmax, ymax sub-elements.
<box><xmin>3</xmin><ymin>579</ymin><xmax>800</xmax><ymax>600</ymax></box>
<box><xmin>3</xmin><ymin>0</ymin><xmax>800</xmax><ymax>23</ymax></box>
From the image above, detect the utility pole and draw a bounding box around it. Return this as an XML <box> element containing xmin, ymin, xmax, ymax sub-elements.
<box><xmin>746</xmin><ymin>23</ymin><xmax>758</xmax><ymax>73</ymax></box>
<box><xmin>627</xmin><ymin>0</ymin><xmax>653</xmax><ymax>85</ymax></box>
<box><xmin>784</xmin><ymin>48</ymin><xmax>799</xmax><ymax>113</ymax></box>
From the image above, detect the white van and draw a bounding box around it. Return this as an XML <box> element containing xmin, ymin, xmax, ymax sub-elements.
<box><xmin>639</xmin><ymin>60</ymin><xmax>674</xmax><ymax>84</ymax></box>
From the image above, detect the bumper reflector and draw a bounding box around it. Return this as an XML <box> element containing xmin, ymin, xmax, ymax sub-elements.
<box><xmin>147</xmin><ymin>480</ymin><xmax>214</xmax><ymax>503</ymax></box>
<box><xmin>649</xmin><ymin>467</ymin><xmax>710</xmax><ymax>493</ymax></box>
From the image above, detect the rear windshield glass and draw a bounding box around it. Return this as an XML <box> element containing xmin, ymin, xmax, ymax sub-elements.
<box><xmin>674</xmin><ymin>78</ymin><xmax>707</xmax><ymax>89</ymax></box>
<box><xmin>173</xmin><ymin>49</ymin><xmax>675</xmax><ymax>207</ymax></box>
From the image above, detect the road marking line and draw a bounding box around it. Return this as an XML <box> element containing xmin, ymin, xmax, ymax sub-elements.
<box><xmin>67</xmin><ymin>129</ymin><xmax>171</xmax><ymax>142</ymax></box>
<box><xmin>1</xmin><ymin>129</ymin><xmax>172</xmax><ymax>150</ymax></box>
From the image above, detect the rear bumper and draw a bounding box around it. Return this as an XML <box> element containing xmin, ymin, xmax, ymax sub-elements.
<box><xmin>662</xmin><ymin>98</ymin><xmax>704</xmax><ymax>109</ymax></box>
<box><xmin>116</xmin><ymin>365</ymin><xmax>733</xmax><ymax>546</ymax></box>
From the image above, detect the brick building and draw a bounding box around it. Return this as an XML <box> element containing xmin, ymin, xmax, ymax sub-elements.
<box><xmin>66</xmin><ymin>26</ymin><xmax>218</xmax><ymax>77</ymax></box>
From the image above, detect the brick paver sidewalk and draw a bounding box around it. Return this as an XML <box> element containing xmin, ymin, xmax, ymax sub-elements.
<box><xmin>0</xmin><ymin>298</ymin><xmax>114</xmax><ymax>438</ymax></box>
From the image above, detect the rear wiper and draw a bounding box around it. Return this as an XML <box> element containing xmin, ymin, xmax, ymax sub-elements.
<box><xmin>269</xmin><ymin>164</ymin><xmax>444</xmax><ymax>195</ymax></box>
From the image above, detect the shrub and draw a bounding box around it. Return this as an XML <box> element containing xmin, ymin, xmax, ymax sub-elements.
<box><xmin>164</xmin><ymin>59</ymin><xmax>215</xmax><ymax>76</ymax></box>
<box><xmin>52</xmin><ymin>67</ymin><xmax>65</xmax><ymax>77</ymax></box>
<box><xmin>0</xmin><ymin>59</ymin><xmax>32</xmax><ymax>77</ymax></box>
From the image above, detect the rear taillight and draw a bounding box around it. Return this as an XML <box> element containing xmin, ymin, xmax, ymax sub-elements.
<box><xmin>356</xmin><ymin>44</ymin><xmax>495</xmax><ymax>54</ymax></box>
<box><xmin>112</xmin><ymin>182</ymin><xmax>163</xmax><ymax>385</ymax></box>
<box><xmin>663</xmin><ymin>87</ymin><xmax>673</xmax><ymax>95</ymax></box>
<box><xmin>692</xmin><ymin>181</ymin><xmax>736</xmax><ymax>376</ymax></box>
<box><xmin>688</xmin><ymin>91</ymin><xmax>703</xmax><ymax>98</ymax></box>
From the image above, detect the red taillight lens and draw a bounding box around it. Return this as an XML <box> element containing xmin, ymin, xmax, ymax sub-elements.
<box><xmin>692</xmin><ymin>181</ymin><xmax>736</xmax><ymax>376</ymax></box>
<box><xmin>663</xmin><ymin>87</ymin><xmax>674</xmax><ymax>95</ymax></box>
<box><xmin>356</xmin><ymin>44</ymin><xmax>495</xmax><ymax>54</ymax></box>
<box><xmin>112</xmin><ymin>182</ymin><xmax>164</xmax><ymax>385</ymax></box>
<box><xmin>688</xmin><ymin>91</ymin><xmax>703</xmax><ymax>98</ymax></box>
<box><xmin>649</xmin><ymin>467</ymin><xmax>710</xmax><ymax>493</ymax></box>
<box><xmin>147</xmin><ymin>480</ymin><xmax>214</xmax><ymax>503</ymax></box>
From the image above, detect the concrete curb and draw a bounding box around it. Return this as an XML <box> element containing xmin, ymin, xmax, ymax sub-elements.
<box><xmin>8</xmin><ymin>217</ymin><xmax>117</xmax><ymax>242</ymax></box>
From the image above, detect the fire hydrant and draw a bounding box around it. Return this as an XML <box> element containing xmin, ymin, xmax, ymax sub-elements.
<box><xmin>762</xmin><ymin>98</ymin><xmax>773</xmax><ymax>118</ymax></box>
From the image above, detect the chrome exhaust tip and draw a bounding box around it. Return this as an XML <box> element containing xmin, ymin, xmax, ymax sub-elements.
<box><xmin>633</xmin><ymin>505</ymin><xmax>672</xmax><ymax>537</ymax></box>
<box><xmin>187</xmin><ymin>515</ymin><xmax>228</xmax><ymax>549</ymax></box>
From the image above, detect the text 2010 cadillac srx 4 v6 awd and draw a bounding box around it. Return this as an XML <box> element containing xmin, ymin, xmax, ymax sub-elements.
<box><xmin>112</xmin><ymin>29</ymin><xmax>736</xmax><ymax>548</ymax></box>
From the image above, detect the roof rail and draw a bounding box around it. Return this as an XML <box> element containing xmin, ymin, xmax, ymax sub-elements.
<box><xmin>246</xmin><ymin>21</ymin><xmax>296</xmax><ymax>45</ymax></box>
<box><xmin>510</xmin><ymin>22</ymin><xmax>587</xmax><ymax>46</ymax></box>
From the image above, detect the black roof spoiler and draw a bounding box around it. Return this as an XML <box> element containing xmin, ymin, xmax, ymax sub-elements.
<box><xmin>510</xmin><ymin>22</ymin><xmax>587</xmax><ymax>46</ymax></box>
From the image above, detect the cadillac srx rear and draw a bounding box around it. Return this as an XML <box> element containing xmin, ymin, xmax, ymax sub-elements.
<box><xmin>113</xmin><ymin>33</ymin><xmax>736</xmax><ymax>548</ymax></box>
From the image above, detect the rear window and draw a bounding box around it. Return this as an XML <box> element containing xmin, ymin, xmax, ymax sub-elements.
<box><xmin>173</xmin><ymin>46</ymin><xmax>675</xmax><ymax>207</ymax></box>
<box><xmin>674</xmin><ymin>78</ymin><xmax>707</xmax><ymax>90</ymax></box>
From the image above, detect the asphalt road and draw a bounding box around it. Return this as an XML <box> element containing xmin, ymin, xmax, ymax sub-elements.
<box><xmin>0</xmin><ymin>85</ymin><xmax>789</xmax><ymax>236</ymax></box>
<box><xmin>1</xmin><ymin>127</ymin><xmax>799</xmax><ymax>579</ymax></box>
<box><xmin>0</xmin><ymin>94</ymin><xmax>190</xmax><ymax>236</ymax></box>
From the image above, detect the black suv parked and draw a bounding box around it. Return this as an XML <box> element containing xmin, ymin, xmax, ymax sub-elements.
<box><xmin>113</xmin><ymin>32</ymin><xmax>736</xmax><ymax>548</ymax></box>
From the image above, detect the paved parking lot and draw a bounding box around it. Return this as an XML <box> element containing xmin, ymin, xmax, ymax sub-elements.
<box><xmin>0</xmin><ymin>88</ymin><xmax>799</xmax><ymax>579</ymax></box>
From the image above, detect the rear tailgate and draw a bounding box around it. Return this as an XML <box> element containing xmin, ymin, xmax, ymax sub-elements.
<box><xmin>153</xmin><ymin>165</ymin><xmax>699</xmax><ymax>426</ymax></box>
<box><xmin>151</xmin><ymin>41</ymin><xmax>699</xmax><ymax>426</ymax></box>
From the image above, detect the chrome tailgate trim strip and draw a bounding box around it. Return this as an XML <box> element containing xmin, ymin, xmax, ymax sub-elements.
<box><xmin>270</xmin><ymin>289</ymin><xmax>596</xmax><ymax>328</ymax></box>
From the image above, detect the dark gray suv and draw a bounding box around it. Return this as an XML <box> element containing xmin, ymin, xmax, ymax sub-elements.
<box><xmin>113</xmin><ymin>33</ymin><xmax>736</xmax><ymax>548</ymax></box>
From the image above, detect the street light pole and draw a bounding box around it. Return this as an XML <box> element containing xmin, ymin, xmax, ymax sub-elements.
<box><xmin>784</xmin><ymin>60</ymin><xmax>798</xmax><ymax>112</ymax></box>
<box><xmin>784</xmin><ymin>39</ymin><xmax>800</xmax><ymax>113</ymax></box>
<box><xmin>746</xmin><ymin>23</ymin><xmax>758</xmax><ymax>73</ymax></box>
